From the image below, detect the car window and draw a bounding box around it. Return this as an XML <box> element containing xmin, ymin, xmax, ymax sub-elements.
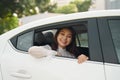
<box><xmin>17</xmin><ymin>31</ymin><xmax>34</xmax><ymax>51</ymax></box>
<box><xmin>76</xmin><ymin>25</ymin><xmax>88</xmax><ymax>47</ymax></box>
<box><xmin>10</xmin><ymin>31</ymin><xmax>34</xmax><ymax>51</ymax></box>
<box><xmin>33</xmin><ymin>22</ymin><xmax>89</xmax><ymax>58</ymax></box>
<box><xmin>73</xmin><ymin>23</ymin><xmax>89</xmax><ymax>57</ymax></box>
<box><xmin>77</xmin><ymin>33</ymin><xmax>88</xmax><ymax>47</ymax></box>
<box><xmin>10</xmin><ymin>19</ymin><xmax>103</xmax><ymax>62</ymax></box>
<box><xmin>109</xmin><ymin>19</ymin><xmax>120</xmax><ymax>63</ymax></box>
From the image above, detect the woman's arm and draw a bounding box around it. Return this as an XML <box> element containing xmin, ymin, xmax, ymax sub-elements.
<box><xmin>28</xmin><ymin>45</ymin><xmax>57</xmax><ymax>58</ymax></box>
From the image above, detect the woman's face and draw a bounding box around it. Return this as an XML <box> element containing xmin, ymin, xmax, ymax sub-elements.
<box><xmin>57</xmin><ymin>28</ymin><xmax>72</xmax><ymax>49</ymax></box>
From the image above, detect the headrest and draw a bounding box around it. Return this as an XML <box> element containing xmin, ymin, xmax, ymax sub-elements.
<box><xmin>34</xmin><ymin>32</ymin><xmax>46</xmax><ymax>46</ymax></box>
<box><xmin>44</xmin><ymin>32</ymin><xmax>54</xmax><ymax>45</ymax></box>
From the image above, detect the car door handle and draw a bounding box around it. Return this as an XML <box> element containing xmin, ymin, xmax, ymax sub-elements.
<box><xmin>10</xmin><ymin>70</ymin><xmax>31</xmax><ymax>79</ymax></box>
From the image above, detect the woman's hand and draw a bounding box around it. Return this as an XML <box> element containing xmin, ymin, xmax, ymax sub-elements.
<box><xmin>56</xmin><ymin>52</ymin><xmax>62</xmax><ymax>56</ymax></box>
<box><xmin>77</xmin><ymin>54</ymin><xmax>89</xmax><ymax>64</ymax></box>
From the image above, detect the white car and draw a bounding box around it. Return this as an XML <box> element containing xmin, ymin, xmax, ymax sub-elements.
<box><xmin>0</xmin><ymin>10</ymin><xmax>120</xmax><ymax>80</ymax></box>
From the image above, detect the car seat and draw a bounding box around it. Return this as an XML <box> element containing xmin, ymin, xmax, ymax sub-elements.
<box><xmin>34</xmin><ymin>32</ymin><xmax>46</xmax><ymax>46</ymax></box>
<box><xmin>44</xmin><ymin>32</ymin><xmax>54</xmax><ymax>46</ymax></box>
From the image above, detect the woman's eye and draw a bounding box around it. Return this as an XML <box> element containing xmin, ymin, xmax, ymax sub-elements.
<box><xmin>60</xmin><ymin>33</ymin><xmax>64</xmax><ymax>36</ymax></box>
<box><xmin>67</xmin><ymin>35</ymin><xmax>72</xmax><ymax>38</ymax></box>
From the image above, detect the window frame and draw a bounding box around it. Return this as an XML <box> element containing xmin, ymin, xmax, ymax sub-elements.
<box><xmin>97</xmin><ymin>16</ymin><xmax>120</xmax><ymax>64</ymax></box>
<box><xmin>10</xmin><ymin>18</ymin><xmax>103</xmax><ymax>62</ymax></box>
<box><xmin>87</xmin><ymin>18</ymin><xmax>103</xmax><ymax>62</ymax></box>
<box><xmin>10</xmin><ymin>30</ymin><xmax>34</xmax><ymax>52</ymax></box>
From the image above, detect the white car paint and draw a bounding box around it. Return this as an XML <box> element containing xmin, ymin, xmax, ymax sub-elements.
<box><xmin>104</xmin><ymin>63</ymin><xmax>120</xmax><ymax>80</ymax></box>
<box><xmin>0</xmin><ymin>65</ymin><xmax>2</xmax><ymax>80</ymax></box>
<box><xmin>0</xmin><ymin>10</ymin><xmax>120</xmax><ymax>80</ymax></box>
<box><xmin>1</xmin><ymin>10</ymin><xmax>120</xmax><ymax>40</ymax></box>
<box><xmin>1</xmin><ymin>40</ymin><xmax>105</xmax><ymax>80</ymax></box>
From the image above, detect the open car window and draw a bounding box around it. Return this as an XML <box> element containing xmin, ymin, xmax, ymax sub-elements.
<box><xmin>10</xmin><ymin>19</ymin><xmax>104</xmax><ymax>62</ymax></box>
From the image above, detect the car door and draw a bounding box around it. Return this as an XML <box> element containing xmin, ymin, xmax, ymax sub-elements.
<box><xmin>98</xmin><ymin>17</ymin><xmax>120</xmax><ymax>80</ymax></box>
<box><xmin>1</xmin><ymin>18</ymin><xmax>105</xmax><ymax>80</ymax></box>
<box><xmin>0</xmin><ymin>65</ymin><xmax>2</xmax><ymax>80</ymax></box>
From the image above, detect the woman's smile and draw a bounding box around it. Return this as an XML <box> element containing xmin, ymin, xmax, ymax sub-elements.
<box><xmin>57</xmin><ymin>28</ymin><xmax>72</xmax><ymax>49</ymax></box>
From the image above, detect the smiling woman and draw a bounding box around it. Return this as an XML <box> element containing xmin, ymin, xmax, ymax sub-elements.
<box><xmin>28</xmin><ymin>27</ymin><xmax>88</xmax><ymax>63</ymax></box>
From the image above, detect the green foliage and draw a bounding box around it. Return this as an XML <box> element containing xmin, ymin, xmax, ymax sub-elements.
<box><xmin>47</xmin><ymin>3</ymin><xmax>57</xmax><ymax>13</ymax></box>
<box><xmin>35</xmin><ymin>0</ymin><xmax>57</xmax><ymax>13</ymax></box>
<box><xmin>35</xmin><ymin>0</ymin><xmax>50</xmax><ymax>12</ymax></box>
<box><xmin>0</xmin><ymin>0</ymin><xmax>57</xmax><ymax>18</ymax></box>
<box><xmin>18</xmin><ymin>0</ymin><xmax>57</xmax><ymax>17</ymax></box>
<box><xmin>53</xmin><ymin>0</ymin><xmax>91</xmax><ymax>14</ymax></box>
<box><xmin>70</xmin><ymin>0</ymin><xmax>91</xmax><ymax>12</ymax></box>
<box><xmin>0</xmin><ymin>0</ymin><xmax>22</xmax><ymax>18</ymax></box>
<box><xmin>54</xmin><ymin>4</ymin><xmax>77</xmax><ymax>14</ymax></box>
<box><xmin>0</xmin><ymin>0</ymin><xmax>20</xmax><ymax>34</ymax></box>
<box><xmin>0</xmin><ymin>16</ymin><xmax>19</xmax><ymax>35</ymax></box>
<box><xmin>0</xmin><ymin>0</ymin><xmax>56</xmax><ymax>34</ymax></box>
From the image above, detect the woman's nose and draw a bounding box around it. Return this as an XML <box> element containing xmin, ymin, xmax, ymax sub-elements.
<box><xmin>62</xmin><ymin>36</ymin><xmax>67</xmax><ymax>40</ymax></box>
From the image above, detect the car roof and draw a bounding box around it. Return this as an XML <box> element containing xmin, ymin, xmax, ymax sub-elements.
<box><xmin>19</xmin><ymin>10</ymin><xmax>120</xmax><ymax>29</ymax></box>
<box><xmin>1</xmin><ymin>10</ymin><xmax>120</xmax><ymax>40</ymax></box>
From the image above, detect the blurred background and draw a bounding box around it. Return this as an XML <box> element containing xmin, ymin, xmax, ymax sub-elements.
<box><xmin>0</xmin><ymin>0</ymin><xmax>120</xmax><ymax>35</ymax></box>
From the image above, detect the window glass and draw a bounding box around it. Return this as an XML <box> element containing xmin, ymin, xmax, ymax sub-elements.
<box><xmin>109</xmin><ymin>20</ymin><xmax>120</xmax><ymax>62</ymax></box>
<box><xmin>17</xmin><ymin>31</ymin><xmax>34</xmax><ymax>51</ymax></box>
<box><xmin>10</xmin><ymin>21</ymin><xmax>89</xmax><ymax>58</ymax></box>
<box><xmin>75</xmin><ymin>24</ymin><xmax>88</xmax><ymax>47</ymax></box>
<box><xmin>77</xmin><ymin>33</ymin><xmax>88</xmax><ymax>47</ymax></box>
<box><xmin>74</xmin><ymin>23</ymin><xmax>89</xmax><ymax>57</ymax></box>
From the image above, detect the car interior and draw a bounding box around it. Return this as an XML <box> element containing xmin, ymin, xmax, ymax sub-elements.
<box><xmin>10</xmin><ymin>21</ymin><xmax>89</xmax><ymax>58</ymax></box>
<box><xmin>33</xmin><ymin>27</ymin><xmax>89</xmax><ymax>58</ymax></box>
<box><xmin>34</xmin><ymin>31</ymin><xmax>54</xmax><ymax>46</ymax></box>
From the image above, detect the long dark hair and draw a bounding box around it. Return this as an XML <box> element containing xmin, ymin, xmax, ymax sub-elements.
<box><xmin>51</xmin><ymin>27</ymin><xmax>77</xmax><ymax>55</ymax></box>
